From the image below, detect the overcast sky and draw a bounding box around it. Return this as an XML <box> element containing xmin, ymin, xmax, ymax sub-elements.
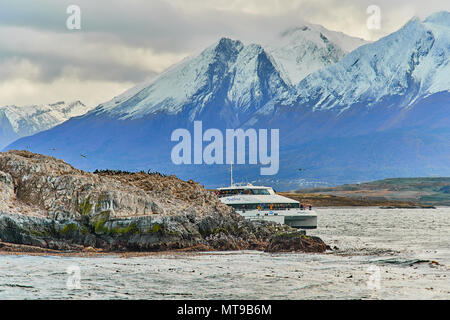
<box><xmin>0</xmin><ymin>0</ymin><xmax>448</xmax><ymax>107</ymax></box>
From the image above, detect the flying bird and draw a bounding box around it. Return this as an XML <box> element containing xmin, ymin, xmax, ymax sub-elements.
<box><xmin>80</xmin><ymin>154</ymin><xmax>87</xmax><ymax>158</ymax></box>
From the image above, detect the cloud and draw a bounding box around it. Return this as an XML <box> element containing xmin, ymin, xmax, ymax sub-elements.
<box><xmin>0</xmin><ymin>77</ymin><xmax>135</xmax><ymax>108</ymax></box>
<box><xmin>0</xmin><ymin>26</ymin><xmax>186</xmax><ymax>81</ymax></box>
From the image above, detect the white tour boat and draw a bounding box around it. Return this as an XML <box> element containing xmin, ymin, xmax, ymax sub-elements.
<box><xmin>216</xmin><ymin>165</ymin><xmax>318</xmax><ymax>231</ymax></box>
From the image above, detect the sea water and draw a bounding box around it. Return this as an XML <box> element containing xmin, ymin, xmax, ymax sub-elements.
<box><xmin>0</xmin><ymin>208</ymin><xmax>449</xmax><ymax>300</ymax></box>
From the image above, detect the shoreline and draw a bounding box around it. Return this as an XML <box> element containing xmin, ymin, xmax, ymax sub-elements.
<box><xmin>0</xmin><ymin>241</ymin><xmax>213</xmax><ymax>258</ymax></box>
<box><xmin>0</xmin><ymin>241</ymin><xmax>331</xmax><ymax>258</ymax></box>
<box><xmin>2</xmin><ymin>206</ymin><xmax>444</xmax><ymax>258</ymax></box>
<box><xmin>280</xmin><ymin>193</ymin><xmax>439</xmax><ymax>208</ymax></box>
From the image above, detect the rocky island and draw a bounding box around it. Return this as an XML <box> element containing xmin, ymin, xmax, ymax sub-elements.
<box><xmin>0</xmin><ymin>151</ymin><xmax>327</xmax><ymax>255</ymax></box>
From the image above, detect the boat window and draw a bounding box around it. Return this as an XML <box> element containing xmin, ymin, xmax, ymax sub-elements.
<box><xmin>231</xmin><ymin>204</ymin><xmax>259</xmax><ymax>210</ymax></box>
<box><xmin>217</xmin><ymin>189</ymin><xmax>271</xmax><ymax>196</ymax></box>
<box><xmin>251</xmin><ymin>189</ymin><xmax>271</xmax><ymax>195</ymax></box>
<box><xmin>229</xmin><ymin>203</ymin><xmax>300</xmax><ymax>211</ymax></box>
<box><xmin>217</xmin><ymin>190</ymin><xmax>240</xmax><ymax>197</ymax></box>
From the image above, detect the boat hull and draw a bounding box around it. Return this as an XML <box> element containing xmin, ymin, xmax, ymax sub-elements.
<box><xmin>237</xmin><ymin>210</ymin><xmax>318</xmax><ymax>230</ymax></box>
<box><xmin>284</xmin><ymin>214</ymin><xmax>318</xmax><ymax>229</ymax></box>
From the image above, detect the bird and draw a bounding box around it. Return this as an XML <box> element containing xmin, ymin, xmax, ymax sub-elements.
<box><xmin>80</xmin><ymin>154</ymin><xmax>87</xmax><ymax>158</ymax></box>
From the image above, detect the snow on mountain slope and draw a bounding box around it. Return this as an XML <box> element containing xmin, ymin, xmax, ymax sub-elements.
<box><xmin>0</xmin><ymin>101</ymin><xmax>91</xmax><ymax>147</ymax></box>
<box><xmin>95</xmin><ymin>41</ymin><xmax>232</xmax><ymax>119</ymax></box>
<box><xmin>93</xmin><ymin>24</ymin><xmax>366</xmax><ymax>121</ymax></box>
<box><xmin>415</xmin><ymin>12</ymin><xmax>450</xmax><ymax>96</ymax></box>
<box><xmin>292</xmin><ymin>13</ymin><xmax>449</xmax><ymax>113</ymax></box>
<box><xmin>265</xmin><ymin>24</ymin><xmax>368</xmax><ymax>84</ymax></box>
<box><xmin>94</xmin><ymin>38</ymin><xmax>290</xmax><ymax>123</ymax></box>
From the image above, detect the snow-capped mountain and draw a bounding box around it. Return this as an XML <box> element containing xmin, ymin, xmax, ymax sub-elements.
<box><xmin>293</xmin><ymin>12</ymin><xmax>449</xmax><ymax>113</ymax></box>
<box><xmin>5</xmin><ymin>12</ymin><xmax>450</xmax><ymax>189</ymax></box>
<box><xmin>249</xmin><ymin>12</ymin><xmax>450</xmax><ymax>140</ymax></box>
<box><xmin>95</xmin><ymin>38</ymin><xmax>289</xmax><ymax>126</ymax></box>
<box><xmin>94</xmin><ymin>26</ymin><xmax>366</xmax><ymax>122</ymax></box>
<box><xmin>265</xmin><ymin>23</ymin><xmax>367</xmax><ymax>84</ymax></box>
<box><xmin>244</xmin><ymin>12</ymin><xmax>450</xmax><ymax>187</ymax></box>
<box><xmin>0</xmin><ymin>101</ymin><xmax>91</xmax><ymax>149</ymax></box>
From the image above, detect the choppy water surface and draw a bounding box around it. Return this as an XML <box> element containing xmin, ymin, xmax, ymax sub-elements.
<box><xmin>1</xmin><ymin>208</ymin><xmax>449</xmax><ymax>300</ymax></box>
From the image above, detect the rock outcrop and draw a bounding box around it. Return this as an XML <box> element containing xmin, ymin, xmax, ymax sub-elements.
<box><xmin>265</xmin><ymin>232</ymin><xmax>328</xmax><ymax>253</ymax></box>
<box><xmin>0</xmin><ymin>170</ymin><xmax>14</xmax><ymax>212</ymax></box>
<box><xmin>0</xmin><ymin>151</ymin><xmax>327</xmax><ymax>253</ymax></box>
<box><xmin>0</xmin><ymin>150</ymin><xmax>222</xmax><ymax>220</ymax></box>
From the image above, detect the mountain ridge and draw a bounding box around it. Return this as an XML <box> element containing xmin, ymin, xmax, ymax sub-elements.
<box><xmin>0</xmin><ymin>100</ymin><xmax>91</xmax><ymax>149</ymax></box>
<box><xmin>4</xmin><ymin>11</ymin><xmax>450</xmax><ymax>190</ymax></box>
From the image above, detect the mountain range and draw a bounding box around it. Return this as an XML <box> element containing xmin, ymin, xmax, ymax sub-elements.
<box><xmin>4</xmin><ymin>11</ymin><xmax>450</xmax><ymax>190</ymax></box>
<box><xmin>0</xmin><ymin>101</ymin><xmax>91</xmax><ymax>150</ymax></box>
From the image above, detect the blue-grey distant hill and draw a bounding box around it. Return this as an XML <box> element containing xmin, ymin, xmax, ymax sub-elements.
<box><xmin>300</xmin><ymin>177</ymin><xmax>450</xmax><ymax>206</ymax></box>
